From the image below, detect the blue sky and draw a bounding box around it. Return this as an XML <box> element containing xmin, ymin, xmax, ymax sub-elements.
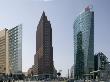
<box><xmin>0</xmin><ymin>0</ymin><xmax>110</xmax><ymax>77</ymax></box>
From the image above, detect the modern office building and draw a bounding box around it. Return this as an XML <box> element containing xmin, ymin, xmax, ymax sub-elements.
<box><xmin>0</xmin><ymin>29</ymin><xmax>10</xmax><ymax>74</ymax></box>
<box><xmin>0</xmin><ymin>25</ymin><xmax>22</xmax><ymax>75</ymax></box>
<box><xmin>73</xmin><ymin>6</ymin><xmax>94</xmax><ymax>79</ymax></box>
<box><xmin>94</xmin><ymin>52</ymin><xmax>108</xmax><ymax>71</ymax></box>
<box><xmin>28</xmin><ymin>68</ymin><xmax>33</xmax><ymax>77</ymax></box>
<box><xmin>8</xmin><ymin>25</ymin><xmax>22</xmax><ymax>74</ymax></box>
<box><xmin>34</xmin><ymin>11</ymin><xmax>53</xmax><ymax>78</ymax></box>
<box><xmin>94</xmin><ymin>52</ymin><xmax>110</xmax><ymax>81</ymax></box>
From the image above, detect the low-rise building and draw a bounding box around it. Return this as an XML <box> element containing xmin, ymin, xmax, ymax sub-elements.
<box><xmin>70</xmin><ymin>65</ymin><xmax>74</xmax><ymax>78</ymax></box>
<box><xmin>94</xmin><ymin>52</ymin><xmax>110</xmax><ymax>81</ymax></box>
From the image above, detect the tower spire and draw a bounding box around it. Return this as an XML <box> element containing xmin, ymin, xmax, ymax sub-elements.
<box><xmin>42</xmin><ymin>11</ymin><xmax>45</xmax><ymax>17</ymax></box>
<box><xmin>40</xmin><ymin>11</ymin><xmax>48</xmax><ymax>22</ymax></box>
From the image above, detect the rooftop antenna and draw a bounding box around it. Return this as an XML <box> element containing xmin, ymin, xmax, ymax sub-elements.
<box><xmin>85</xmin><ymin>4</ymin><xmax>93</xmax><ymax>11</ymax></box>
<box><xmin>89</xmin><ymin>4</ymin><xmax>93</xmax><ymax>10</ymax></box>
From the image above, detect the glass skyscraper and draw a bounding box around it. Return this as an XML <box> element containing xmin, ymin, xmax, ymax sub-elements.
<box><xmin>74</xmin><ymin>7</ymin><xmax>94</xmax><ymax>79</ymax></box>
<box><xmin>8</xmin><ymin>25</ymin><xmax>22</xmax><ymax>74</ymax></box>
<box><xmin>0</xmin><ymin>25</ymin><xmax>22</xmax><ymax>75</ymax></box>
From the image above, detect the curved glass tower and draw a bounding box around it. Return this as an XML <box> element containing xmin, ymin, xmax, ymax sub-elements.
<box><xmin>74</xmin><ymin>7</ymin><xmax>94</xmax><ymax>79</ymax></box>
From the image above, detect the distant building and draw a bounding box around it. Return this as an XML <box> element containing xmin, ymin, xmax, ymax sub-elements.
<box><xmin>53</xmin><ymin>67</ymin><xmax>57</xmax><ymax>78</ymax></box>
<box><xmin>0</xmin><ymin>29</ymin><xmax>10</xmax><ymax>74</ymax></box>
<box><xmin>8</xmin><ymin>25</ymin><xmax>22</xmax><ymax>74</ymax></box>
<box><xmin>94</xmin><ymin>52</ymin><xmax>108</xmax><ymax>71</ymax></box>
<box><xmin>0</xmin><ymin>25</ymin><xmax>22</xmax><ymax>75</ymax></box>
<box><xmin>101</xmin><ymin>63</ymin><xmax>110</xmax><ymax>81</ymax></box>
<box><xmin>28</xmin><ymin>68</ymin><xmax>33</xmax><ymax>77</ymax></box>
<box><xmin>94</xmin><ymin>52</ymin><xmax>110</xmax><ymax>81</ymax></box>
<box><xmin>34</xmin><ymin>11</ymin><xmax>54</xmax><ymax>78</ymax></box>
<box><xmin>70</xmin><ymin>65</ymin><xmax>74</xmax><ymax>78</ymax></box>
<box><xmin>73</xmin><ymin>6</ymin><xmax>94</xmax><ymax>79</ymax></box>
<box><xmin>32</xmin><ymin>64</ymin><xmax>37</xmax><ymax>75</ymax></box>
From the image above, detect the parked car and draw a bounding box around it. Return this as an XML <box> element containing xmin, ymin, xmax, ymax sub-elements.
<box><xmin>67</xmin><ymin>78</ymin><xmax>74</xmax><ymax>82</ymax></box>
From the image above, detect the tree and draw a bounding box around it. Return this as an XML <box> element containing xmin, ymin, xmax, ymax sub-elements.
<box><xmin>57</xmin><ymin>72</ymin><xmax>61</xmax><ymax>77</ymax></box>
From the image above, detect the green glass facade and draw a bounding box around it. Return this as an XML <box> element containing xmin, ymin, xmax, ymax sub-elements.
<box><xmin>8</xmin><ymin>25</ymin><xmax>22</xmax><ymax>74</ymax></box>
<box><xmin>74</xmin><ymin>8</ymin><xmax>94</xmax><ymax>79</ymax></box>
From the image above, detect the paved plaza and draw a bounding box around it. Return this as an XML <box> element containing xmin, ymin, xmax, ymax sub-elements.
<box><xmin>14</xmin><ymin>81</ymin><xmax>66</xmax><ymax>82</ymax></box>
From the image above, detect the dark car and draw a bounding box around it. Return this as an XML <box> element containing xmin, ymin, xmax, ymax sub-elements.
<box><xmin>67</xmin><ymin>78</ymin><xmax>74</xmax><ymax>82</ymax></box>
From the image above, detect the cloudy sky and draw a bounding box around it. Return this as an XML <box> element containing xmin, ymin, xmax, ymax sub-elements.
<box><xmin>0</xmin><ymin>0</ymin><xmax>110</xmax><ymax>77</ymax></box>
